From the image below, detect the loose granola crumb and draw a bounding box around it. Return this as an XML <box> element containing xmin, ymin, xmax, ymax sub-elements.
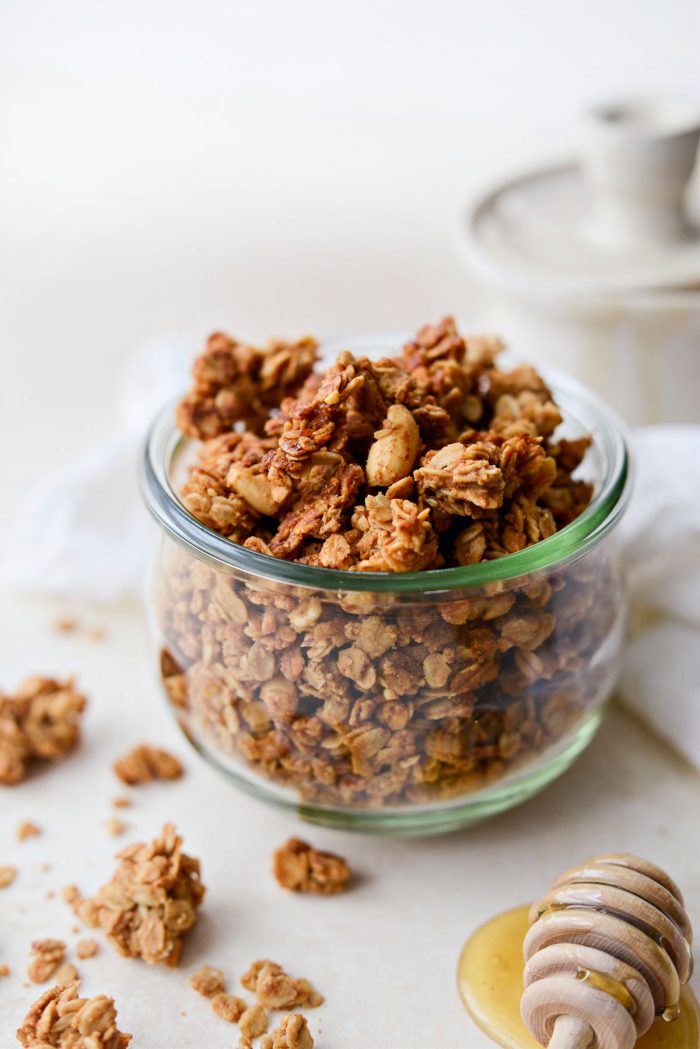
<box><xmin>104</xmin><ymin>818</ymin><xmax>127</xmax><ymax>837</ymax></box>
<box><xmin>210</xmin><ymin>992</ymin><xmax>247</xmax><ymax>1022</ymax></box>
<box><xmin>241</xmin><ymin>960</ymin><xmax>323</xmax><ymax>1010</ymax></box>
<box><xmin>113</xmin><ymin>744</ymin><xmax>184</xmax><ymax>785</ymax></box>
<box><xmin>0</xmin><ymin>677</ymin><xmax>87</xmax><ymax>786</ymax></box>
<box><xmin>54</xmin><ymin>962</ymin><xmax>79</xmax><ymax>986</ymax></box>
<box><xmin>272</xmin><ymin>838</ymin><xmax>350</xmax><ymax>895</ymax></box>
<box><xmin>112</xmin><ymin>796</ymin><xmax>131</xmax><ymax>809</ymax></box>
<box><xmin>53</xmin><ymin>617</ymin><xmax>78</xmax><ymax>633</ymax></box>
<box><xmin>0</xmin><ymin>865</ymin><xmax>17</xmax><ymax>888</ymax></box>
<box><xmin>75</xmin><ymin>823</ymin><xmax>204</xmax><ymax>966</ymax></box>
<box><xmin>0</xmin><ymin>963</ymin><xmax>10</xmax><ymax>976</ymax></box>
<box><xmin>76</xmin><ymin>938</ymin><xmax>99</xmax><ymax>959</ymax></box>
<box><xmin>17</xmin><ymin>982</ymin><xmax>132</xmax><ymax>1048</ymax></box>
<box><xmin>27</xmin><ymin>940</ymin><xmax>66</xmax><ymax>983</ymax></box>
<box><xmin>61</xmin><ymin>885</ymin><xmax>80</xmax><ymax>906</ymax></box>
<box><xmin>239</xmin><ymin>1003</ymin><xmax>268</xmax><ymax>1039</ymax></box>
<box><xmin>189</xmin><ymin>963</ymin><xmax>225</xmax><ymax>998</ymax></box>
<box><xmin>17</xmin><ymin>821</ymin><xmax>41</xmax><ymax>841</ymax></box>
<box><xmin>261</xmin><ymin>1013</ymin><xmax>314</xmax><ymax>1049</ymax></box>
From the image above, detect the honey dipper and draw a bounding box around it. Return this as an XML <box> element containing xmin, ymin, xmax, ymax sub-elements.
<box><xmin>520</xmin><ymin>853</ymin><xmax>694</xmax><ymax>1049</ymax></box>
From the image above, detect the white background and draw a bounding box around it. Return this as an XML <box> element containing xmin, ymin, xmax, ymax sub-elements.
<box><xmin>1</xmin><ymin>4</ymin><xmax>699</xmax><ymax>1048</ymax></box>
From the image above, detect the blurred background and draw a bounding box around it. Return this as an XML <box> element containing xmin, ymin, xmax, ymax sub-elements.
<box><xmin>1</xmin><ymin>0</ymin><xmax>699</xmax><ymax>525</ymax></box>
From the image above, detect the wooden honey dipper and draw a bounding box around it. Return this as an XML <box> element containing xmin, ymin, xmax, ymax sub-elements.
<box><xmin>520</xmin><ymin>853</ymin><xmax>694</xmax><ymax>1049</ymax></box>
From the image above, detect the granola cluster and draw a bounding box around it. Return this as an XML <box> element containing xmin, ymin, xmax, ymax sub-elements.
<box><xmin>175</xmin><ymin>318</ymin><xmax>591</xmax><ymax>567</ymax></box>
<box><xmin>272</xmin><ymin>838</ymin><xmax>350</xmax><ymax>895</ymax></box>
<box><xmin>154</xmin><ymin>318</ymin><xmax>622</xmax><ymax>807</ymax></box>
<box><xmin>112</xmin><ymin>744</ymin><xmax>183</xmax><ymax>785</ymax></box>
<box><xmin>0</xmin><ymin>678</ymin><xmax>87</xmax><ymax>786</ymax></box>
<box><xmin>74</xmin><ymin>824</ymin><xmax>204</xmax><ymax>966</ymax></box>
<box><xmin>17</xmin><ymin>982</ymin><xmax>131</xmax><ymax>1049</ymax></box>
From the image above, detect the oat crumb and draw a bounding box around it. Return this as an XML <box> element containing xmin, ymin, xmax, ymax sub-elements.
<box><xmin>104</xmin><ymin>817</ymin><xmax>127</xmax><ymax>837</ymax></box>
<box><xmin>112</xmin><ymin>796</ymin><xmax>131</xmax><ymax>809</ymax></box>
<box><xmin>239</xmin><ymin>1003</ymin><xmax>268</xmax><ymax>1039</ymax></box>
<box><xmin>273</xmin><ymin>837</ymin><xmax>350</xmax><ymax>895</ymax></box>
<box><xmin>17</xmin><ymin>982</ymin><xmax>131</xmax><ymax>1048</ymax></box>
<box><xmin>262</xmin><ymin>1013</ymin><xmax>314</xmax><ymax>1049</ymax></box>
<box><xmin>0</xmin><ymin>963</ymin><xmax>10</xmax><ymax>976</ymax></box>
<box><xmin>76</xmin><ymin>938</ymin><xmax>99</xmax><ymax>959</ymax></box>
<box><xmin>17</xmin><ymin>821</ymin><xmax>41</xmax><ymax>841</ymax></box>
<box><xmin>62</xmin><ymin>884</ymin><xmax>81</xmax><ymax>906</ymax></box>
<box><xmin>210</xmin><ymin>992</ymin><xmax>247</xmax><ymax>1022</ymax></box>
<box><xmin>55</xmin><ymin>962</ymin><xmax>79</xmax><ymax>986</ymax></box>
<box><xmin>189</xmin><ymin>963</ymin><xmax>225</xmax><ymax>997</ymax></box>
<box><xmin>241</xmin><ymin>960</ymin><xmax>323</xmax><ymax>1010</ymax></box>
<box><xmin>0</xmin><ymin>865</ymin><xmax>17</xmax><ymax>889</ymax></box>
<box><xmin>113</xmin><ymin>744</ymin><xmax>184</xmax><ymax>785</ymax></box>
<box><xmin>53</xmin><ymin>617</ymin><xmax>78</xmax><ymax>633</ymax></box>
<box><xmin>27</xmin><ymin>939</ymin><xmax>66</xmax><ymax>983</ymax></box>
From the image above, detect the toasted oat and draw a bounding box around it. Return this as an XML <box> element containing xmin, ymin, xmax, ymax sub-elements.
<box><xmin>241</xmin><ymin>960</ymin><xmax>323</xmax><ymax>1010</ymax></box>
<box><xmin>273</xmin><ymin>838</ymin><xmax>350</xmax><ymax>895</ymax></box>
<box><xmin>0</xmin><ymin>865</ymin><xmax>17</xmax><ymax>888</ymax></box>
<box><xmin>75</xmin><ymin>823</ymin><xmax>204</xmax><ymax>966</ymax></box>
<box><xmin>113</xmin><ymin>744</ymin><xmax>183</xmax><ymax>785</ymax></box>
<box><xmin>27</xmin><ymin>939</ymin><xmax>66</xmax><ymax>983</ymax></box>
<box><xmin>261</xmin><ymin>1013</ymin><xmax>314</xmax><ymax>1049</ymax></box>
<box><xmin>210</xmin><ymin>991</ymin><xmax>247</xmax><ymax>1022</ymax></box>
<box><xmin>53</xmin><ymin>617</ymin><xmax>78</xmax><ymax>633</ymax></box>
<box><xmin>0</xmin><ymin>677</ymin><xmax>87</xmax><ymax>786</ymax></box>
<box><xmin>54</xmin><ymin>962</ymin><xmax>79</xmax><ymax>986</ymax></box>
<box><xmin>0</xmin><ymin>963</ymin><xmax>10</xmax><ymax>976</ymax></box>
<box><xmin>76</xmin><ymin>938</ymin><xmax>99</xmax><ymax>959</ymax></box>
<box><xmin>17</xmin><ymin>982</ymin><xmax>132</xmax><ymax>1048</ymax></box>
<box><xmin>112</xmin><ymin>796</ymin><xmax>131</xmax><ymax>809</ymax></box>
<box><xmin>17</xmin><ymin>821</ymin><xmax>41</xmax><ymax>841</ymax></box>
<box><xmin>189</xmin><ymin>963</ymin><xmax>225</xmax><ymax>998</ymax></box>
<box><xmin>61</xmin><ymin>884</ymin><xmax>81</xmax><ymax>906</ymax></box>
<box><xmin>104</xmin><ymin>818</ymin><xmax>127</xmax><ymax>837</ymax></box>
<box><xmin>239</xmin><ymin>1003</ymin><xmax>268</xmax><ymax>1039</ymax></box>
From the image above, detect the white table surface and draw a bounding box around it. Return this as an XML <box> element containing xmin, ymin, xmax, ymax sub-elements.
<box><xmin>1</xmin><ymin>590</ymin><xmax>698</xmax><ymax>1049</ymax></box>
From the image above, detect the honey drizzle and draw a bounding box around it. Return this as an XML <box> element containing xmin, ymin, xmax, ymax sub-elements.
<box><xmin>575</xmin><ymin>967</ymin><xmax>637</xmax><ymax>1014</ymax></box>
<box><xmin>457</xmin><ymin>905</ymin><xmax>700</xmax><ymax>1049</ymax></box>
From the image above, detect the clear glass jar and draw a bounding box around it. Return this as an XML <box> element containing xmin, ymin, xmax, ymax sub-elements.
<box><xmin>141</xmin><ymin>361</ymin><xmax>631</xmax><ymax>835</ymax></box>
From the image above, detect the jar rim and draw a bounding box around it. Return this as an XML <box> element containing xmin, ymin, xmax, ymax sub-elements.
<box><xmin>140</xmin><ymin>346</ymin><xmax>632</xmax><ymax>595</ymax></box>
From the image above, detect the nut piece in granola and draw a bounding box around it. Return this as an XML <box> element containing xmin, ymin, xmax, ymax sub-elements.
<box><xmin>112</xmin><ymin>744</ymin><xmax>183</xmax><ymax>785</ymax></box>
<box><xmin>272</xmin><ymin>838</ymin><xmax>350</xmax><ymax>895</ymax></box>
<box><xmin>27</xmin><ymin>940</ymin><xmax>66</xmax><ymax>984</ymax></box>
<box><xmin>210</xmin><ymin>992</ymin><xmax>247</xmax><ymax>1023</ymax></box>
<box><xmin>189</xmin><ymin>963</ymin><xmax>225</xmax><ymax>997</ymax></box>
<box><xmin>239</xmin><ymin>1003</ymin><xmax>268</xmax><ymax>1039</ymax></box>
<box><xmin>17</xmin><ymin>982</ymin><xmax>131</xmax><ymax>1048</ymax></box>
<box><xmin>261</xmin><ymin>1013</ymin><xmax>314</xmax><ymax>1049</ymax></box>
<box><xmin>75</xmin><ymin>823</ymin><xmax>204</xmax><ymax>967</ymax></box>
<box><xmin>0</xmin><ymin>677</ymin><xmax>87</xmax><ymax>786</ymax></box>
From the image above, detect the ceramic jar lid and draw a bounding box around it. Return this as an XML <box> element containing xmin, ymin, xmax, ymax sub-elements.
<box><xmin>464</xmin><ymin>99</ymin><xmax>700</xmax><ymax>304</ymax></box>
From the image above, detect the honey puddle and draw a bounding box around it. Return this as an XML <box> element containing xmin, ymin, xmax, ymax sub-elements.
<box><xmin>457</xmin><ymin>905</ymin><xmax>699</xmax><ymax>1049</ymax></box>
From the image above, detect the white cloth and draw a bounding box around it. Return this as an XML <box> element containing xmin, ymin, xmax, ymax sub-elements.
<box><xmin>1</xmin><ymin>352</ymin><xmax>698</xmax><ymax>766</ymax></box>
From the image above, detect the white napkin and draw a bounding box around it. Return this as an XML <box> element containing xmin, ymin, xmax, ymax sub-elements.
<box><xmin>2</xmin><ymin>351</ymin><xmax>699</xmax><ymax>768</ymax></box>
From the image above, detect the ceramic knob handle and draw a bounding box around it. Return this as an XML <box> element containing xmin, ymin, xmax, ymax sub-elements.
<box><xmin>580</xmin><ymin>100</ymin><xmax>700</xmax><ymax>247</ymax></box>
<box><xmin>520</xmin><ymin>853</ymin><xmax>693</xmax><ymax>1049</ymax></box>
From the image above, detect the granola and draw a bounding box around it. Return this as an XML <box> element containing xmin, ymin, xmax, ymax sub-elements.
<box><xmin>210</xmin><ymin>992</ymin><xmax>247</xmax><ymax>1022</ymax></box>
<box><xmin>27</xmin><ymin>940</ymin><xmax>66</xmax><ymax>983</ymax></box>
<box><xmin>0</xmin><ymin>865</ymin><xmax>17</xmax><ymax>888</ymax></box>
<box><xmin>239</xmin><ymin>1003</ymin><xmax>268</xmax><ymax>1039</ymax></box>
<box><xmin>17</xmin><ymin>821</ymin><xmax>41</xmax><ymax>840</ymax></box>
<box><xmin>261</xmin><ymin>1014</ymin><xmax>314</xmax><ymax>1049</ymax></box>
<box><xmin>189</xmin><ymin>963</ymin><xmax>225</xmax><ymax>997</ymax></box>
<box><xmin>74</xmin><ymin>823</ymin><xmax>204</xmax><ymax>966</ymax></box>
<box><xmin>154</xmin><ymin>318</ymin><xmax>622</xmax><ymax>808</ymax></box>
<box><xmin>272</xmin><ymin>838</ymin><xmax>350</xmax><ymax>894</ymax></box>
<box><xmin>76</xmin><ymin>939</ymin><xmax>99</xmax><ymax>959</ymax></box>
<box><xmin>241</xmin><ymin>960</ymin><xmax>323</xmax><ymax>1009</ymax></box>
<box><xmin>113</xmin><ymin>744</ymin><xmax>183</xmax><ymax>785</ymax></box>
<box><xmin>17</xmin><ymin>982</ymin><xmax>131</xmax><ymax>1048</ymax></box>
<box><xmin>0</xmin><ymin>678</ymin><xmax>87</xmax><ymax>786</ymax></box>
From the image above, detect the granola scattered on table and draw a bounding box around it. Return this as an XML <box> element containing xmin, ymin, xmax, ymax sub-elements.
<box><xmin>241</xmin><ymin>960</ymin><xmax>323</xmax><ymax>1010</ymax></box>
<box><xmin>112</xmin><ymin>744</ymin><xmax>183</xmax><ymax>785</ymax></box>
<box><xmin>17</xmin><ymin>982</ymin><xmax>132</xmax><ymax>1049</ymax></box>
<box><xmin>261</xmin><ymin>1013</ymin><xmax>314</xmax><ymax>1049</ymax></box>
<box><xmin>0</xmin><ymin>678</ymin><xmax>87</xmax><ymax>786</ymax></box>
<box><xmin>74</xmin><ymin>823</ymin><xmax>204</xmax><ymax>966</ymax></box>
<box><xmin>273</xmin><ymin>838</ymin><xmax>350</xmax><ymax>895</ymax></box>
<box><xmin>27</xmin><ymin>940</ymin><xmax>66</xmax><ymax>984</ymax></box>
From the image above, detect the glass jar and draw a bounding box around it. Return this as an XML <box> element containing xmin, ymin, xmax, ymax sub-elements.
<box><xmin>141</xmin><ymin>358</ymin><xmax>631</xmax><ymax>835</ymax></box>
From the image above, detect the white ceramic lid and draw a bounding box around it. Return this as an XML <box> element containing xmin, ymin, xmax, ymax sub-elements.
<box><xmin>464</xmin><ymin>100</ymin><xmax>700</xmax><ymax>304</ymax></box>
